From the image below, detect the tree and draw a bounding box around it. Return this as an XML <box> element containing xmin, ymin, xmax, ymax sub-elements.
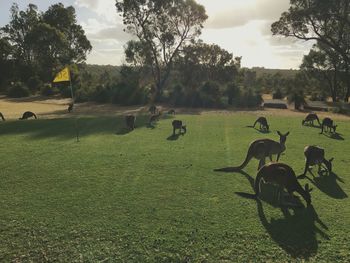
<box><xmin>116</xmin><ymin>0</ymin><xmax>208</xmax><ymax>101</ymax></box>
<box><xmin>271</xmin><ymin>0</ymin><xmax>350</xmax><ymax>101</ymax></box>
<box><xmin>1</xmin><ymin>3</ymin><xmax>91</xmax><ymax>85</ymax></box>
<box><xmin>301</xmin><ymin>43</ymin><xmax>343</xmax><ymax>102</ymax></box>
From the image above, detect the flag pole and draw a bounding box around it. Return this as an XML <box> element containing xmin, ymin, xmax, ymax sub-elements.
<box><xmin>68</xmin><ymin>68</ymin><xmax>79</xmax><ymax>143</ymax></box>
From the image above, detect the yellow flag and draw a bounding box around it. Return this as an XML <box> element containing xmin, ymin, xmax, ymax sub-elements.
<box><xmin>53</xmin><ymin>67</ymin><xmax>70</xmax><ymax>83</ymax></box>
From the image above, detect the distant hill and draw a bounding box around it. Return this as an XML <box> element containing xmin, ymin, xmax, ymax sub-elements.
<box><xmin>248</xmin><ymin>67</ymin><xmax>299</xmax><ymax>78</ymax></box>
<box><xmin>80</xmin><ymin>64</ymin><xmax>121</xmax><ymax>80</ymax></box>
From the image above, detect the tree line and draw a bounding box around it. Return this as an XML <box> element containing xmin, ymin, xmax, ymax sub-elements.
<box><xmin>0</xmin><ymin>0</ymin><xmax>349</xmax><ymax>108</ymax></box>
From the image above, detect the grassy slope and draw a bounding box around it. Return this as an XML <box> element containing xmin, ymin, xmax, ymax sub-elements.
<box><xmin>0</xmin><ymin>114</ymin><xmax>349</xmax><ymax>262</ymax></box>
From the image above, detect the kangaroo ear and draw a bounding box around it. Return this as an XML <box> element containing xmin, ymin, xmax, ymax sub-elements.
<box><xmin>309</xmin><ymin>188</ymin><xmax>314</xmax><ymax>192</ymax></box>
<box><xmin>285</xmin><ymin>131</ymin><xmax>290</xmax><ymax>136</ymax></box>
<box><xmin>329</xmin><ymin>157</ymin><xmax>334</xmax><ymax>162</ymax></box>
<box><xmin>277</xmin><ymin>131</ymin><xmax>282</xmax><ymax>136</ymax></box>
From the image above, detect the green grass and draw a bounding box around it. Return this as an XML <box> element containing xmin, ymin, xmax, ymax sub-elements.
<box><xmin>0</xmin><ymin>113</ymin><xmax>350</xmax><ymax>262</ymax></box>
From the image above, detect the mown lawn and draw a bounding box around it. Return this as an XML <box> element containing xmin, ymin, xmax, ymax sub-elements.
<box><xmin>0</xmin><ymin>113</ymin><xmax>349</xmax><ymax>262</ymax></box>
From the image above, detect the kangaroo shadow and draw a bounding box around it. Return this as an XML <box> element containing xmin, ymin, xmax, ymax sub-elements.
<box><xmin>246</xmin><ymin>125</ymin><xmax>270</xmax><ymax>134</ymax></box>
<box><xmin>166</xmin><ymin>131</ymin><xmax>186</xmax><ymax>141</ymax></box>
<box><xmin>302</xmin><ymin>123</ymin><xmax>321</xmax><ymax>129</ymax></box>
<box><xmin>320</xmin><ymin>132</ymin><xmax>344</xmax><ymax>141</ymax></box>
<box><xmin>234</xmin><ymin>171</ymin><xmax>329</xmax><ymax>259</ymax></box>
<box><xmin>257</xmin><ymin>200</ymin><xmax>329</xmax><ymax>259</ymax></box>
<box><xmin>306</xmin><ymin>172</ymin><xmax>347</xmax><ymax>199</ymax></box>
<box><xmin>116</xmin><ymin>127</ymin><xmax>134</xmax><ymax>135</ymax></box>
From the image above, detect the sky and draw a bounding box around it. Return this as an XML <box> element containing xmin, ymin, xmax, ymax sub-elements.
<box><xmin>0</xmin><ymin>0</ymin><xmax>315</xmax><ymax>69</ymax></box>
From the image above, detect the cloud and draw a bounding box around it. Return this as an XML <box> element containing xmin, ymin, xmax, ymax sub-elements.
<box><xmin>75</xmin><ymin>0</ymin><xmax>119</xmax><ymax>23</ymax></box>
<box><xmin>203</xmin><ymin>0</ymin><xmax>289</xmax><ymax>29</ymax></box>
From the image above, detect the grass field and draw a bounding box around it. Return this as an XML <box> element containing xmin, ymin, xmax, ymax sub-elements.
<box><xmin>1</xmin><ymin>112</ymin><xmax>350</xmax><ymax>262</ymax></box>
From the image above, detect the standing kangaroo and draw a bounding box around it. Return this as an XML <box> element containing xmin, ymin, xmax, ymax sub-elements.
<box><xmin>253</xmin><ymin>117</ymin><xmax>269</xmax><ymax>131</ymax></box>
<box><xmin>302</xmin><ymin>113</ymin><xmax>321</xmax><ymax>126</ymax></box>
<box><xmin>0</xmin><ymin>112</ymin><xmax>5</xmax><ymax>121</ymax></box>
<box><xmin>19</xmin><ymin>111</ymin><xmax>37</xmax><ymax>120</ymax></box>
<box><xmin>320</xmin><ymin>117</ymin><xmax>337</xmax><ymax>134</ymax></box>
<box><xmin>149</xmin><ymin>111</ymin><xmax>161</xmax><ymax>125</ymax></box>
<box><xmin>149</xmin><ymin>105</ymin><xmax>158</xmax><ymax>115</ymax></box>
<box><xmin>125</xmin><ymin>115</ymin><xmax>136</xmax><ymax>130</ymax></box>
<box><xmin>168</xmin><ymin>109</ymin><xmax>176</xmax><ymax>115</ymax></box>
<box><xmin>172</xmin><ymin>120</ymin><xmax>186</xmax><ymax>135</ymax></box>
<box><xmin>298</xmin><ymin>145</ymin><xmax>334</xmax><ymax>178</ymax></box>
<box><xmin>68</xmin><ymin>103</ymin><xmax>74</xmax><ymax>113</ymax></box>
<box><xmin>254</xmin><ymin>162</ymin><xmax>313</xmax><ymax>205</ymax></box>
<box><xmin>214</xmin><ymin>131</ymin><xmax>290</xmax><ymax>172</ymax></box>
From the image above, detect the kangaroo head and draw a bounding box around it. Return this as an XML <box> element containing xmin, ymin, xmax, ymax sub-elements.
<box><xmin>302</xmin><ymin>183</ymin><xmax>313</xmax><ymax>204</ymax></box>
<box><xmin>277</xmin><ymin>131</ymin><xmax>290</xmax><ymax>144</ymax></box>
<box><xmin>182</xmin><ymin>125</ymin><xmax>187</xmax><ymax>133</ymax></box>
<box><xmin>266</xmin><ymin>124</ymin><xmax>270</xmax><ymax>130</ymax></box>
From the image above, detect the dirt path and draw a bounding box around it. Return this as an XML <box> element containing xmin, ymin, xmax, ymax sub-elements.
<box><xmin>0</xmin><ymin>95</ymin><xmax>349</xmax><ymax>121</ymax></box>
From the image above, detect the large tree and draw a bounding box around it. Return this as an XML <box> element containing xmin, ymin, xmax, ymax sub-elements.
<box><xmin>1</xmin><ymin>3</ymin><xmax>91</xmax><ymax>83</ymax></box>
<box><xmin>301</xmin><ymin>43</ymin><xmax>343</xmax><ymax>102</ymax></box>
<box><xmin>116</xmin><ymin>0</ymin><xmax>208</xmax><ymax>101</ymax></box>
<box><xmin>271</xmin><ymin>0</ymin><xmax>350</xmax><ymax>101</ymax></box>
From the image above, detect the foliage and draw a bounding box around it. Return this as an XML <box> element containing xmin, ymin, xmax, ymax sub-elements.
<box><xmin>116</xmin><ymin>0</ymin><xmax>208</xmax><ymax>100</ymax></box>
<box><xmin>40</xmin><ymin>83</ymin><xmax>57</xmax><ymax>96</ymax></box>
<box><xmin>7</xmin><ymin>82</ymin><xmax>31</xmax><ymax>98</ymax></box>
<box><xmin>287</xmin><ymin>91</ymin><xmax>306</xmax><ymax>110</ymax></box>
<box><xmin>272</xmin><ymin>88</ymin><xmax>284</xmax><ymax>99</ymax></box>
<box><xmin>272</xmin><ymin>0</ymin><xmax>350</xmax><ymax>101</ymax></box>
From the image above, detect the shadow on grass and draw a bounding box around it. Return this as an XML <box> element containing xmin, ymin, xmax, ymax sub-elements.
<box><xmin>0</xmin><ymin>115</ymin><xmax>173</xmax><ymax>140</ymax></box>
<box><xmin>166</xmin><ymin>131</ymin><xmax>186</xmax><ymax>141</ymax></box>
<box><xmin>302</xmin><ymin>123</ymin><xmax>321</xmax><ymax>129</ymax></box>
<box><xmin>233</xmin><ymin>170</ymin><xmax>329</xmax><ymax>259</ymax></box>
<box><xmin>246</xmin><ymin>125</ymin><xmax>271</xmax><ymax>134</ymax></box>
<box><xmin>305</xmin><ymin>172</ymin><xmax>347</xmax><ymax>199</ymax></box>
<box><xmin>320</xmin><ymin>132</ymin><xmax>344</xmax><ymax>141</ymax></box>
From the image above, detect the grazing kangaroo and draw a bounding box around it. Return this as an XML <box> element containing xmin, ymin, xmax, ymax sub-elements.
<box><xmin>0</xmin><ymin>112</ymin><xmax>5</xmax><ymax>121</ymax></box>
<box><xmin>68</xmin><ymin>103</ymin><xmax>74</xmax><ymax>113</ymax></box>
<box><xmin>149</xmin><ymin>105</ymin><xmax>158</xmax><ymax>115</ymax></box>
<box><xmin>172</xmin><ymin>120</ymin><xmax>186</xmax><ymax>135</ymax></box>
<box><xmin>214</xmin><ymin>131</ymin><xmax>290</xmax><ymax>172</ymax></box>
<box><xmin>254</xmin><ymin>162</ymin><xmax>313</xmax><ymax>205</ymax></box>
<box><xmin>149</xmin><ymin>111</ymin><xmax>161</xmax><ymax>125</ymax></box>
<box><xmin>253</xmin><ymin>117</ymin><xmax>269</xmax><ymax>131</ymax></box>
<box><xmin>298</xmin><ymin>145</ymin><xmax>334</xmax><ymax>178</ymax></box>
<box><xmin>168</xmin><ymin>109</ymin><xmax>176</xmax><ymax>115</ymax></box>
<box><xmin>302</xmin><ymin>113</ymin><xmax>321</xmax><ymax>126</ymax></box>
<box><xmin>19</xmin><ymin>111</ymin><xmax>37</xmax><ymax>120</ymax></box>
<box><xmin>125</xmin><ymin>115</ymin><xmax>136</xmax><ymax>130</ymax></box>
<box><xmin>320</xmin><ymin>117</ymin><xmax>337</xmax><ymax>134</ymax></box>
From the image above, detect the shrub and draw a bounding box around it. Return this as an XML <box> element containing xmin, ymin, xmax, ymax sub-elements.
<box><xmin>287</xmin><ymin>91</ymin><xmax>306</xmax><ymax>110</ymax></box>
<box><xmin>40</xmin><ymin>83</ymin><xmax>58</xmax><ymax>96</ymax></box>
<box><xmin>233</xmin><ymin>89</ymin><xmax>263</xmax><ymax>108</ymax></box>
<box><xmin>7</xmin><ymin>82</ymin><xmax>30</xmax><ymax>98</ymax></box>
<box><xmin>309</xmin><ymin>92</ymin><xmax>327</xmax><ymax>102</ymax></box>
<box><xmin>272</xmin><ymin>88</ymin><xmax>283</xmax><ymax>99</ymax></box>
<box><xmin>26</xmin><ymin>76</ymin><xmax>43</xmax><ymax>93</ymax></box>
<box><xmin>199</xmin><ymin>81</ymin><xmax>222</xmax><ymax>108</ymax></box>
<box><xmin>92</xmin><ymin>84</ymin><xmax>111</xmax><ymax>103</ymax></box>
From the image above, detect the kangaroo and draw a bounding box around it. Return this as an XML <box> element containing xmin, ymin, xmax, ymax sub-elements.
<box><xmin>253</xmin><ymin>117</ymin><xmax>269</xmax><ymax>131</ymax></box>
<box><xmin>254</xmin><ymin>162</ymin><xmax>313</xmax><ymax>205</ymax></box>
<box><xmin>298</xmin><ymin>145</ymin><xmax>334</xmax><ymax>178</ymax></box>
<box><xmin>320</xmin><ymin>117</ymin><xmax>337</xmax><ymax>134</ymax></box>
<box><xmin>149</xmin><ymin>111</ymin><xmax>161</xmax><ymax>125</ymax></box>
<box><xmin>302</xmin><ymin>113</ymin><xmax>321</xmax><ymax>126</ymax></box>
<box><xmin>149</xmin><ymin>105</ymin><xmax>158</xmax><ymax>115</ymax></box>
<box><xmin>125</xmin><ymin>115</ymin><xmax>136</xmax><ymax>130</ymax></box>
<box><xmin>214</xmin><ymin>131</ymin><xmax>290</xmax><ymax>172</ymax></box>
<box><xmin>68</xmin><ymin>103</ymin><xmax>74</xmax><ymax>113</ymax></box>
<box><xmin>19</xmin><ymin>111</ymin><xmax>37</xmax><ymax>120</ymax></box>
<box><xmin>0</xmin><ymin>112</ymin><xmax>5</xmax><ymax>121</ymax></box>
<box><xmin>172</xmin><ymin>120</ymin><xmax>186</xmax><ymax>135</ymax></box>
<box><xmin>168</xmin><ymin>109</ymin><xmax>176</xmax><ymax>115</ymax></box>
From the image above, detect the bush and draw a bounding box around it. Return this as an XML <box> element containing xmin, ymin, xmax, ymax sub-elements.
<box><xmin>40</xmin><ymin>83</ymin><xmax>58</xmax><ymax>96</ymax></box>
<box><xmin>287</xmin><ymin>91</ymin><xmax>306</xmax><ymax>110</ymax></box>
<box><xmin>199</xmin><ymin>81</ymin><xmax>221</xmax><ymax>108</ymax></box>
<box><xmin>7</xmin><ymin>82</ymin><xmax>30</xmax><ymax>98</ymax></box>
<box><xmin>309</xmin><ymin>92</ymin><xmax>327</xmax><ymax>102</ymax></box>
<box><xmin>272</xmin><ymin>88</ymin><xmax>283</xmax><ymax>99</ymax></box>
<box><xmin>232</xmin><ymin>89</ymin><xmax>263</xmax><ymax>108</ymax></box>
<box><xmin>92</xmin><ymin>84</ymin><xmax>111</xmax><ymax>103</ymax></box>
<box><xmin>26</xmin><ymin>76</ymin><xmax>43</xmax><ymax>93</ymax></box>
<box><xmin>75</xmin><ymin>87</ymin><xmax>92</xmax><ymax>103</ymax></box>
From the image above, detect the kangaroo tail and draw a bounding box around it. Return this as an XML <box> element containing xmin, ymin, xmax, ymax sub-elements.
<box><xmin>253</xmin><ymin>120</ymin><xmax>258</xmax><ymax>128</ymax></box>
<box><xmin>33</xmin><ymin>113</ymin><xmax>37</xmax><ymax>119</ymax></box>
<box><xmin>214</xmin><ymin>147</ymin><xmax>253</xmax><ymax>172</ymax></box>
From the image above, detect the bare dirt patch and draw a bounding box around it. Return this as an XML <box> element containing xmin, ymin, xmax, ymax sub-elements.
<box><xmin>0</xmin><ymin>95</ymin><xmax>349</xmax><ymax>121</ymax></box>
